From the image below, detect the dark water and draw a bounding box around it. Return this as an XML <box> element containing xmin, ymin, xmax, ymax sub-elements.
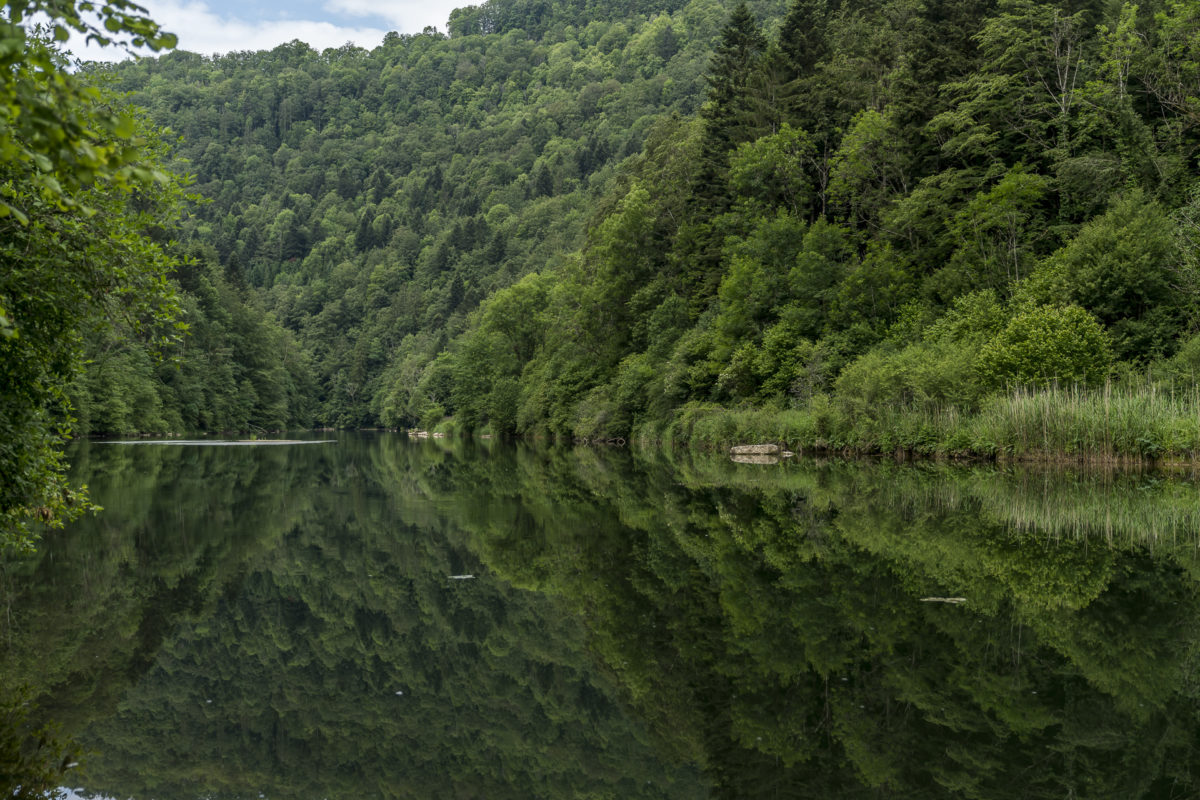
<box><xmin>4</xmin><ymin>434</ymin><xmax>1200</xmax><ymax>798</ymax></box>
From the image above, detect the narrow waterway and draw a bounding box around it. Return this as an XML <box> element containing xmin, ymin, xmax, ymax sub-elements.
<box><xmin>3</xmin><ymin>433</ymin><xmax>1199</xmax><ymax>798</ymax></box>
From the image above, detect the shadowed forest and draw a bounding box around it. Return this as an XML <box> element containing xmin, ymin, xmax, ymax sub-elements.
<box><xmin>66</xmin><ymin>0</ymin><xmax>1200</xmax><ymax>456</ymax></box>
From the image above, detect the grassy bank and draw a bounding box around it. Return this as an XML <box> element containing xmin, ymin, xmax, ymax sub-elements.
<box><xmin>641</xmin><ymin>381</ymin><xmax>1200</xmax><ymax>463</ymax></box>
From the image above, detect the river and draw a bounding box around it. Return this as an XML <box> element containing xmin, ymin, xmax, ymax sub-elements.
<box><xmin>3</xmin><ymin>433</ymin><xmax>1199</xmax><ymax>798</ymax></box>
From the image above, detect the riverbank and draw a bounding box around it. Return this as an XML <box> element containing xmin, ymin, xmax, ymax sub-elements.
<box><xmin>75</xmin><ymin>380</ymin><xmax>1200</xmax><ymax>466</ymax></box>
<box><xmin>635</xmin><ymin>382</ymin><xmax>1200</xmax><ymax>464</ymax></box>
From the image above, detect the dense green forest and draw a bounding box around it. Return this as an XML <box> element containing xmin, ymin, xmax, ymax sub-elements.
<box><xmin>76</xmin><ymin>0</ymin><xmax>759</xmax><ymax>432</ymax></box>
<box><xmin>81</xmin><ymin>0</ymin><xmax>1200</xmax><ymax>459</ymax></box>
<box><xmin>10</xmin><ymin>0</ymin><xmax>1200</xmax><ymax>542</ymax></box>
<box><xmin>427</xmin><ymin>0</ymin><xmax>1200</xmax><ymax>452</ymax></box>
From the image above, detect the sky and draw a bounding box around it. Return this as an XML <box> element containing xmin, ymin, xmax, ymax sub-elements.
<box><xmin>66</xmin><ymin>0</ymin><xmax>468</xmax><ymax>62</ymax></box>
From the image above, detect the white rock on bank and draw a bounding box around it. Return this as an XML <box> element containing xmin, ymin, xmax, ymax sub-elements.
<box><xmin>730</xmin><ymin>443</ymin><xmax>780</xmax><ymax>455</ymax></box>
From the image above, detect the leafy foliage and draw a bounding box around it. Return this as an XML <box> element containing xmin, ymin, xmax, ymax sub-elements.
<box><xmin>379</xmin><ymin>0</ymin><xmax>1200</xmax><ymax>442</ymax></box>
<box><xmin>93</xmin><ymin>0</ymin><xmax>775</xmax><ymax>427</ymax></box>
<box><xmin>0</xmin><ymin>0</ymin><xmax>189</xmax><ymax>549</ymax></box>
<box><xmin>29</xmin><ymin>0</ymin><xmax>1200</xmax><ymax>463</ymax></box>
<box><xmin>976</xmin><ymin>303</ymin><xmax>1113</xmax><ymax>388</ymax></box>
<box><xmin>0</xmin><ymin>0</ymin><xmax>176</xmax><ymax>219</ymax></box>
<box><xmin>0</xmin><ymin>100</ymin><xmax>186</xmax><ymax>548</ymax></box>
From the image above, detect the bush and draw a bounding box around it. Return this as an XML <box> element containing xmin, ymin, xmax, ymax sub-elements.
<box><xmin>834</xmin><ymin>339</ymin><xmax>983</xmax><ymax>412</ymax></box>
<box><xmin>1017</xmin><ymin>192</ymin><xmax>1185</xmax><ymax>359</ymax></box>
<box><xmin>1161</xmin><ymin>332</ymin><xmax>1200</xmax><ymax>384</ymax></box>
<box><xmin>923</xmin><ymin>289</ymin><xmax>1007</xmax><ymax>345</ymax></box>
<box><xmin>976</xmin><ymin>304</ymin><xmax>1113</xmax><ymax>389</ymax></box>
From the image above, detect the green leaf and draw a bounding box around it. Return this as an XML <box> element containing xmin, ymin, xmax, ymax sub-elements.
<box><xmin>112</xmin><ymin>113</ymin><xmax>136</xmax><ymax>138</ymax></box>
<box><xmin>0</xmin><ymin>199</ymin><xmax>28</xmax><ymax>225</ymax></box>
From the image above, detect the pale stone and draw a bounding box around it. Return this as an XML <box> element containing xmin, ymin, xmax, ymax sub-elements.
<box><xmin>730</xmin><ymin>443</ymin><xmax>780</xmax><ymax>455</ymax></box>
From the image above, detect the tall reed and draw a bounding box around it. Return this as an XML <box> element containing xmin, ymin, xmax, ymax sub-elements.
<box><xmin>972</xmin><ymin>379</ymin><xmax>1200</xmax><ymax>460</ymax></box>
<box><xmin>661</xmin><ymin>378</ymin><xmax>1200</xmax><ymax>462</ymax></box>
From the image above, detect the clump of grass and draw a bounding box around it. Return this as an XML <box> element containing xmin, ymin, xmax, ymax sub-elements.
<box><xmin>663</xmin><ymin>402</ymin><xmax>819</xmax><ymax>450</ymax></box>
<box><xmin>659</xmin><ymin>379</ymin><xmax>1200</xmax><ymax>463</ymax></box>
<box><xmin>970</xmin><ymin>380</ymin><xmax>1200</xmax><ymax>460</ymax></box>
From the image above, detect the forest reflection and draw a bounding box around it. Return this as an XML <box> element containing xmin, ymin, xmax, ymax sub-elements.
<box><xmin>3</xmin><ymin>435</ymin><xmax>1200</xmax><ymax>798</ymax></box>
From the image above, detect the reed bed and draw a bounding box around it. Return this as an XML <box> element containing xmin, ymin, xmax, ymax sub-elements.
<box><xmin>661</xmin><ymin>380</ymin><xmax>1200</xmax><ymax>463</ymax></box>
<box><xmin>972</xmin><ymin>381</ymin><xmax>1200</xmax><ymax>460</ymax></box>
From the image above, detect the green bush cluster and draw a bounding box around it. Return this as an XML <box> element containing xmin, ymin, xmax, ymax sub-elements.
<box><xmin>976</xmin><ymin>304</ymin><xmax>1113</xmax><ymax>389</ymax></box>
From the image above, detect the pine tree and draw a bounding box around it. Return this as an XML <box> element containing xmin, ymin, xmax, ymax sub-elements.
<box><xmin>677</xmin><ymin>4</ymin><xmax>774</xmax><ymax>310</ymax></box>
<box><xmin>700</xmin><ymin>3</ymin><xmax>769</xmax><ymax>163</ymax></box>
<box><xmin>778</xmin><ymin>0</ymin><xmax>836</xmax><ymax>78</ymax></box>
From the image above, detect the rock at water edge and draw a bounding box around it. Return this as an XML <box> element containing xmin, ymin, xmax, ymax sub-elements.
<box><xmin>730</xmin><ymin>443</ymin><xmax>780</xmax><ymax>455</ymax></box>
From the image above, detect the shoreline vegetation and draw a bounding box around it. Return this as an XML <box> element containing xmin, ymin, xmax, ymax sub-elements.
<box><xmin>647</xmin><ymin>380</ymin><xmax>1200</xmax><ymax>465</ymax></box>
<box><xmin>77</xmin><ymin>376</ymin><xmax>1200</xmax><ymax>465</ymax></box>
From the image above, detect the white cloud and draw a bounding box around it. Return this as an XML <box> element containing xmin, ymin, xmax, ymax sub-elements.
<box><xmin>324</xmin><ymin>0</ymin><xmax>460</xmax><ymax>31</ymax></box>
<box><xmin>64</xmin><ymin>0</ymin><xmax>393</xmax><ymax>62</ymax></box>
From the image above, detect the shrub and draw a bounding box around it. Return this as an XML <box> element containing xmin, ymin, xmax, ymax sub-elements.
<box><xmin>976</xmin><ymin>304</ymin><xmax>1112</xmax><ymax>389</ymax></box>
<box><xmin>1018</xmin><ymin>191</ymin><xmax>1185</xmax><ymax>359</ymax></box>
<box><xmin>834</xmin><ymin>339</ymin><xmax>983</xmax><ymax>412</ymax></box>
<box><xmin>1161</xmin><ymin>332</ymin><xmax>1200</xmax><ymax>383</ymax></box>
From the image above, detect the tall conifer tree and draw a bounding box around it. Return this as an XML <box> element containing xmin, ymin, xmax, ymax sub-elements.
<box><xmin>778</xmin><ymin>0</ymin><xmax>836</xmax><ymax>77</ymax></box>
<box><xmin>697</xmin><ymin>2</ymin><xmax>769</xmax><ymax>193</ymax></box>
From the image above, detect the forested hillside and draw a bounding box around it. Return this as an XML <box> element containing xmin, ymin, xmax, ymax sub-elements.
<box><xmin>91</xmin><ymin>0</ymin><xmax>1200</xmax><ymax>457</ymax></box>
<box><xmin>80</xmin><ymin>0</ymin><xmax>781</xmax><ymax>432</ymax></box>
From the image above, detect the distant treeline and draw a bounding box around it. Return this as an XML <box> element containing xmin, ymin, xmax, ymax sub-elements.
<box><xmin>92</xmin><ymin>0</ymin><xmax>1200</xmax><ymax>458</ymax></box>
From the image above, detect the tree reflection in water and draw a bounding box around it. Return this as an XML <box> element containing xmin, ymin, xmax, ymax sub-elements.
<box><xmin>3</xmin><ymin>435</ymin><xmax>1200</xmax><ymax>798</ymax></box>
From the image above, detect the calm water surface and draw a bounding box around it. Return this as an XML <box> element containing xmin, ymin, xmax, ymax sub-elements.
<box><xmin>4</xmin><ymin>433</ymin><xmax>1200</xmax><ymax>798</ymax></box>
